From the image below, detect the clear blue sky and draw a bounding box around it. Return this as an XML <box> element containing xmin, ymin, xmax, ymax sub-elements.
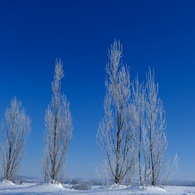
<box><xmin>0</xmin><ymin>0</ymin><xmax>195</xmax><ymax>181</ymax></box>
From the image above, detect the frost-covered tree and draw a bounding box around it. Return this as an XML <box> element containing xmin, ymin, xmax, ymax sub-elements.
<box><xmin>145</xmin><ymin>68</ymin><xmax>167</xmax><ymax>186</ymax></box>
<box><xmin>97</xmin><ymin>41</ymin><xmax>177</xmax><ymax>186</ymax></box>
<box><xmin>1</xmin><ymin>97</ymin><xmax>31</xmax><ymax>181</ymax></box>
<box><xmin>42</xmin><ymin>59</ymin><xmax>72</xmax><ymax>184</ymax></box>
<box><xmin>97</xmin><ymin>40</ymin><xmax>135</xmax><ymax>185</ymax></box>
<box><xmin>131</xmin><ymin>68</ymin><xmax>178</xmax><ymax>187</ymax></box>
<box><xmin>131</xmin><ymin>76</ymin><xmax>148</xmax><ymax>187</ymax></box>
<box><xmin>137</xmin><ymin>68</ymin><xmax>178</xmax><ymax>187</ymax></box>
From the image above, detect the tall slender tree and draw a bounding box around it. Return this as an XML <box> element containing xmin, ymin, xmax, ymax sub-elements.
<box><xmin>133</xmin><ymin>69</ymin><xmax>178</xmax><ymax>187</ymax></box>
<box><xmin>1</xmin><ymin>97</ymin><xmax>31</xmax><ymax>181</ymax></box>
<box><xmin>145</xmin><ymin>68</ymin><xmax>168</xmax><ymax>186</ymax></box>
<box><xmin>131</xmin><ymin>76</ymin><xmax>147</xmax><ymax>187</ymax></box>
<box><xmin>42</xmin><ymin>59</ymin><xmax>72</xmax><ymax>184</ymax></box>
<box><xmin>97</xmin><ymin>40</ymin><xmax>135</xmax><ymax>185</ymax></box>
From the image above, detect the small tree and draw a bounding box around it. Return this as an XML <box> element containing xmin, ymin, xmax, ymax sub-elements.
<box><xmin>97</xmin><ymin>40</ymin><xmax>135</xmax><ymax>185</ymax></box>
<box><xmin>1</xmin><ymin>97</ymin><xmax>31</xmax><ymax>181</ymax></box>
<box><xmin>42</xmin><ymin>59</ymin><xmax>72</xmax><ymax>184</ymax></box>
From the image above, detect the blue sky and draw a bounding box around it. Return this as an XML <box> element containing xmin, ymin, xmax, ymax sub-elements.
<box><xmin>0</xmin><ymin>0</ymin><xmax>195</xmax><ymax>181</ymax></box>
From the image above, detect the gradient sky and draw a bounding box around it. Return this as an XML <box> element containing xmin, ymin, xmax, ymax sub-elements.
<box><xmin>0</xmin><ymin>0</ymin><xmax>195</xmax><ymax>181</ymax></box>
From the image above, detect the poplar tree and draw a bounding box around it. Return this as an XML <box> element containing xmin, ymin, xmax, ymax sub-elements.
<box><xmin>42</xmin><ymin>59</ymin><xmax>72</xmax><ymax>184</ymax></box>
<box><xmin>97</xmin><ymin>40</ymin><xmax>135</xmax><ymax>185</ymax></box>
<box><xmin>1</xmin><ymin>97</ymin><xmax>31</xmax><ymax>181</ymax></box>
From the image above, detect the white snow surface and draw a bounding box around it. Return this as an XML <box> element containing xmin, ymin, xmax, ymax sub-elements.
<box><xmin>0</xmin><ymin>182</ymin><xmax>194</xmax><ymax>195</ymax></box>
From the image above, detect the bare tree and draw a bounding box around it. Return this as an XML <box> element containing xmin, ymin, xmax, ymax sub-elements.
<box><xmin>1</xmin><ymin>97</ymin><xmax>31</xmax><ymax>181</ymax></box>
<box><xmin>97</xmin><ymin>40</ymin><xmax>134</xmax><ymax>185</ymax></box>
<box><xmin>42</xmin><ymin>59</ymin><xmax>72</xmax><ymax>184</ymax></box>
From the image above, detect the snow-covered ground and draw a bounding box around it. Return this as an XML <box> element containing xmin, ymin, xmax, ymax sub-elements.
<box><xmin>0</xmin><ymin>180</ymin><xmax>195</xmax><ymax>195</ymax></box>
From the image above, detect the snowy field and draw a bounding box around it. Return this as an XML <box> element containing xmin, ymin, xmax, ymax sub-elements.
<box><xmin>0</xmin><ymin>181</ymin><xmax>195</xmax><ymax>195</ymax></box>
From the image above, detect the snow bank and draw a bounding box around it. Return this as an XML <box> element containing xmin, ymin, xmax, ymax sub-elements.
<box><xmin>44</xmin><ymin>182</ymin><xmax>64</xmax><ymax>188</ymax></box>
<box><xmin>146</xmin><ymin>186</ymin><xmax>167</xmax><ymax>193</ymax></box>
<box><xmin>1</xmin><ymin>179</ymin><xmax>15</xmax><ymax>185</ymax></box>
<box><xmin>0</xmin><ymin>182</ymin><xmax>194</xmax><ymax>194</ymax></box>
<box><xmin>109</xmin><ymin>183</ymin><xmax>128</xmax><ymax>189</ymax></box>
